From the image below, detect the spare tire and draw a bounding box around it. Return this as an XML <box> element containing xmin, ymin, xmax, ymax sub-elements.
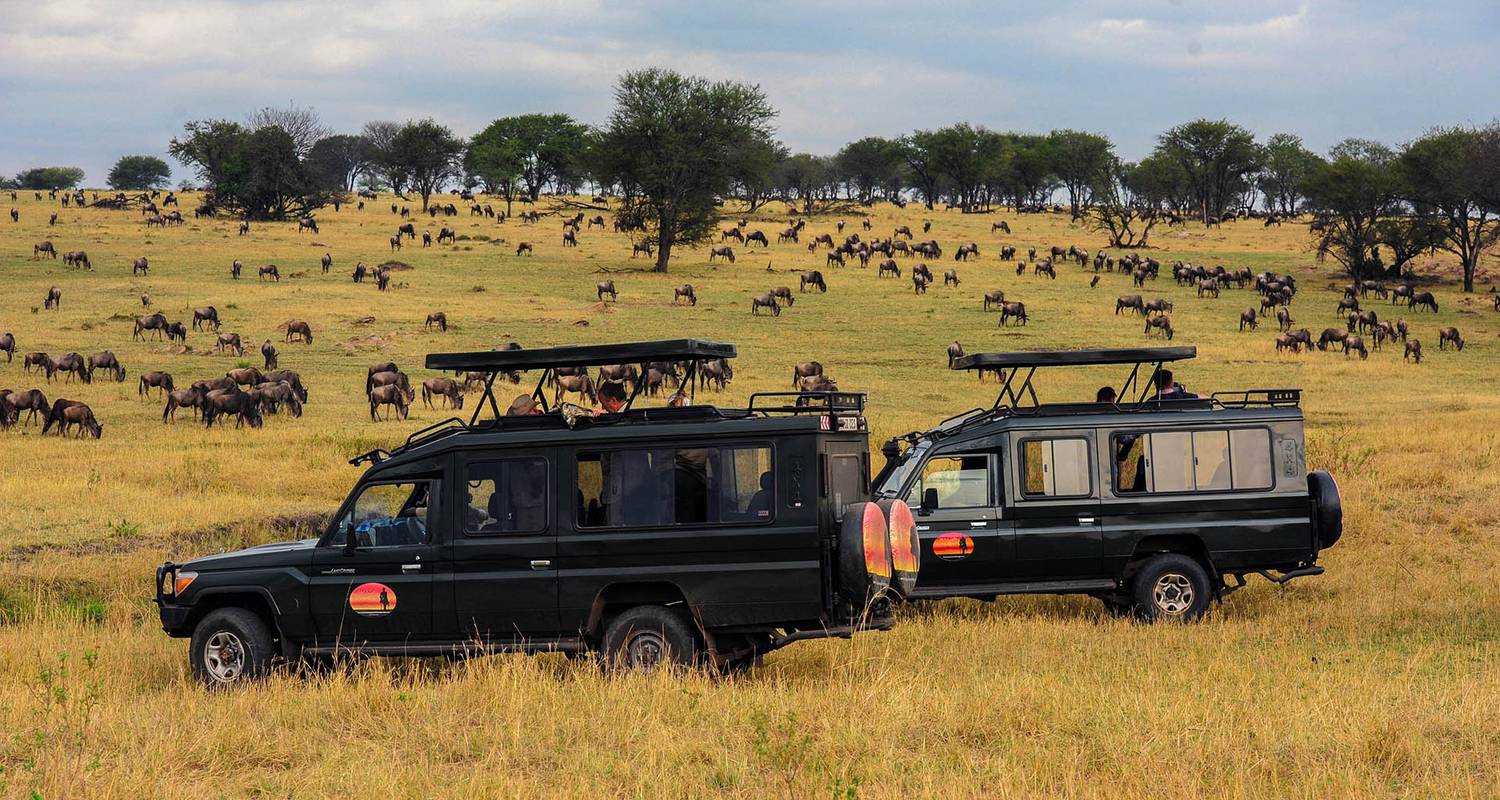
<box><xmin>876</xmin><ymin>498</ymin><xmax>920</xmax><ymax>598</ymax></box>
<box><xmin>838</xmin><ymin>502</ymin><xmax>890</xmax><ymax>604</ymax></box>
<box><xmin>1307</xmin><ymin>470</ymin><xmax>1342</xmax><ymax>549</ymax></box>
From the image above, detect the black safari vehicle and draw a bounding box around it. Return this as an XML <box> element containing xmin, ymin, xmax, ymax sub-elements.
<box><xmin>873</xmin><ymin>346</ymin><xmax>1342</xmax><ymax>621</ymax></box>
<box><xmin>157</xmin><ymin>340</ymin><xmax>917</xmax><ymax>686</ymax></box>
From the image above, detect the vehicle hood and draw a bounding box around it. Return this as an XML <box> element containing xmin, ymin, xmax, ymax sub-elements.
<box><xmin>183</xmin><ymin>538</ymin><xmax>318</xmax><ymax>571</ymax></box>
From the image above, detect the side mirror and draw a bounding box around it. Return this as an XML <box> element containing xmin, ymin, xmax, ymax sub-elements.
<box><xmin>920</xmin><ymin>488</ymin><xmax>939</xmax><ymax>514</ymax></box>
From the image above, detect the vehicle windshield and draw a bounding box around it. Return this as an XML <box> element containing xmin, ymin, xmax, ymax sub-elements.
<box><xmin>872</xmin><ymin>441</ymin><xmax>929</xmax><ymax>498</ymax></box>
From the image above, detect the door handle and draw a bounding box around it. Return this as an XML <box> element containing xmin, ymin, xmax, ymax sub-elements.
<box><xmin>530</xmin><ymin>559</ymin><xmax>552</xmax><ymax>570</ymax></box>
<box><xmin>1078</xmin><ymin>517</ymin><xmax>1096</xmax><ymax>525</ymax></box>
<box><xmin>969</xmin><ymin>521</ymin><xmax>989</xmax><ymax>528</ymax></box>
<box><xmin>402</xmin><ymin>563</ymin><xmax>422</xmax><ymax>573</ymax></box>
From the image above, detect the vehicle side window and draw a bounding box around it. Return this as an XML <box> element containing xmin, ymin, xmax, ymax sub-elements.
<box><xmin>464</xmin><ymin>459</ymin><xmax>547</xmax><ymax>534</ymax></box>
<box><xmin>576</xmin><ymin>445</ymin><xmax>773</xmax><ymax>528</ymax></box>
<box><xmin>827</xmin><ymin>454</ymin><xmax>865</xmax><ymax>521</ymax></box>
<box><xmin>1113</xmin><ymin>428</ymin><xmax>1274</xmax><ymax>494</ymax></box>
<box><xmin>331</xmin><ymin>481</ymin><xmax>435</xmax><ymax>547</ymax></box>
<box><xmin>904</xmin><ymin>455</ymin><xmax>989</xmax><ymax>509</ymax></box>
<box><xmin>1020</xmin><ymin>438</ymin><xmax>1092</xmax><ymax>497</ymax></box>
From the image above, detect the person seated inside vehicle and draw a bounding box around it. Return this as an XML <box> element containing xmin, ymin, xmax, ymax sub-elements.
<box><xmin>594</xmin><ymin>382</ymin><xmax>627</xmax><ymax>415</ymax></box>
<box><xmin>743</xmin><ymin>471</ymin><xmax>774</xmax><ymax>519</ymax></box>
<box><xmin>506</xmin><ymin>394</ymin><xmax>542</xmax><ymax>416</ymax></box>
<box><xmin>1153</xmin><ymin>369</ymin><xmax>1199</xmax><ymax>401</ymax></box>
<box><xmin>1096</xmin><ymin>386</ymin><xmax>1117</xmax><ymax>403</ymax></box>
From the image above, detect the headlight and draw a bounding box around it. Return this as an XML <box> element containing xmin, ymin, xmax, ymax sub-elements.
<box><xmin>172</xmin><ymin>571</ymin><xmax>198</xmax><ymax>595</ymax></box>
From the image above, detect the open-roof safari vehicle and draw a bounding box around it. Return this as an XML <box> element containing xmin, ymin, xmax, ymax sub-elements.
<box><xmin>873</xmin><ymin>346</ymin><xmax>1342</xmax><ymax>621</ymax></box>
<box><xmin>157</xmin><ymin>340</ymin><xmax>917</xmax><ymax>686</ymax></box>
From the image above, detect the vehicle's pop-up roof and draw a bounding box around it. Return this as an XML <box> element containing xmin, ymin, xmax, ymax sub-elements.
<box><xmin>951</xmin><ymin>346</ymin><xmax>1199</xmax><ymax>410</ymax></box>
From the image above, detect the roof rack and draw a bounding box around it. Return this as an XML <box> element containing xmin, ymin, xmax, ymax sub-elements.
<box><xmin>951</xmin><ymin>346</ymin><xmax>1198</xmax><ymax>413</ymax></box>
<box><xmin>747</xmin><ymin>391</ymin><xmax>866</xmax><ymax>416</ymax></box>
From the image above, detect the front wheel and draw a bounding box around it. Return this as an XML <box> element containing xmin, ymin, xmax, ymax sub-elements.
<box><xmin>189</xmin><ymin>608</ymin><xmax>276</xmax><ymax>687</ymax></box>
<box><xmin>600</xmin><ymin>606</ymin><xmax>700</xmax><ymax>672</ymax></box>
<box><xmin>1129</xmin><ymin>554</ymin><xmax>1213</xmax><ymax>622</ymax></box>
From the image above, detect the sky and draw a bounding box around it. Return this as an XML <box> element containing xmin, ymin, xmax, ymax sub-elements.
<box><xmin>2</xmin><ymin>0</ymin><xmax>1498</xmax><ymax>186</ymax></box>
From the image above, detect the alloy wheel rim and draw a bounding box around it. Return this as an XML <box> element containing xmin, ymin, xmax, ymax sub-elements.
<box><xmin>204</xmin><ymin>631</ymin><xmax>246</xmax><ymax>682</ymax></box>
<box><xmin>625</xmin><ymin>631</ymin><xmax>668</xmax><ymax>670</ymax></box>
<box><xmin>1152</xmin><ymin>573</ymin><xmax>1195</xmax><ymax>616</ymax></box>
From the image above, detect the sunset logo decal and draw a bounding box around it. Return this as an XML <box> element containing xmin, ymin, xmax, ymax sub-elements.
<box><xmin>932</xmin><ymin>532</ymin><xmax>975</xmax><ymax>561</ymax></box>
<box><xmin>348</xmin><ymin>582</ymin><xmax>397</xmax><ymax>617</ymax></box>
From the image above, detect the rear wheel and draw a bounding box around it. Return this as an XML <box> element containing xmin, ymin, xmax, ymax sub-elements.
<box><xmin>189</xmin><ymin>608</ymin><xmax>276</xmax><ymax>687</ymax></box>
<box><xmin>1129</xmin><ymin>554</ymin><xmax>1212</xmax><ymax>622</ymax></box>
<box><xmin>601</xmin><ymin>606</ymin><xmax>700</xmax><ymax>672</ymax></box>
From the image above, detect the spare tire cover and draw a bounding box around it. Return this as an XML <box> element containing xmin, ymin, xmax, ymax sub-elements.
<box><xmin>1307</xmin><ymin>470</ymin><xmax>1342</xmax><ymax>549</ymax></box>
<box><xmin>838</xmin><ymin>502</ymin><xmax>890</xmax><ymax>604</ymax></box>
<box><xmin>876</xmin><ymin>498</ymin><xmax>920</xmax><ymax>598</ymax></box>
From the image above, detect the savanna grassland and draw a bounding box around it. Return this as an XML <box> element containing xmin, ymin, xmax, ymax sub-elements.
<box><xmin>0</xmin><ymin>191</ymin><xmax>1498</xmax><ymax>799</ymax></box>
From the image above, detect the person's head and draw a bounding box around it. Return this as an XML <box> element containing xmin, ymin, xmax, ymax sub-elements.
<box><xmin>1096</xmin><ymin>386</ymin><xmax>1117</xmax><ymax>403</ymax></box>
<box><xmin>598</xmin><ymin>382</ymin><xmax>627</xmax><ymax>413</ymax></box>
<box><xmin>1156</xmin><ymin>369</ymin><xmax>1175</xmax><ymax>391</ymax></box>
<box><xmin>506</xmin><ymin>393</ymin><xmax>541</xmax><ymax>416</ymax></box>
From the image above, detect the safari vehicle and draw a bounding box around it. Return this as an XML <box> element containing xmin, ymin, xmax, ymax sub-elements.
<box><xmin>873</xmin><ymin>346</ymin><xmax>1342</xmax><ymax>621</ymax></box>
<box><xmin>156</xmin><ymin>340</ymin><xmax>917</xmax><ymax>686</ymax></box>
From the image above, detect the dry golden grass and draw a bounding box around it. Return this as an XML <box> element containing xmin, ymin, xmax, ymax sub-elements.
<box><xmin>1</xmin><ymin>191</ymin><xmax>1498</xmax><ymax>798</ymax></box>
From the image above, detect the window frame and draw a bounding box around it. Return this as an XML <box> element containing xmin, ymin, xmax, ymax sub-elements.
<box><xmin>901</xmin><ymin>452</ymin><xmax>994</xmax><ymax>511</ymax></box>
<box><xmin>1016</xmin><ymin>435</ymin><xmax>1095</xmax><ymax>499</ymax></box>
<box><xmin>323</xmin><ymin>478</ymin><xmax>440</xmax><ymax>548</ymax></box>
<box><xmin>571</xmin><ymin>441</ymin><xmax>778</xmax><ymax>531</ymax></box>
<box><xmin>1109</xmin><ymin>426</ymin><xmax>1278</xmax><ymax>497</ymax></box>
<box><xmin>460</xmin><ymin>456</ymin><xmax>551</xmax><ymax>537</ymax></box>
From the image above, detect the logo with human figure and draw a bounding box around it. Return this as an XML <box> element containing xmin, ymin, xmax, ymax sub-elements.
<box><xmin>349</xmin><ymin>582</ymin><xmax>397</xmax><ymax>616</ymax></box>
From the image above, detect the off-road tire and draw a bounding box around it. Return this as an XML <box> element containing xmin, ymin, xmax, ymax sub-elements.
<box><xmin>189</xmin><ymin>607</ymin><xmax>276</xmax><ymax>687</ymax></box>
<box><xmin>601</xmin><ymin>606</ymin><xmax>700</xmax><ymax>672</ymax></box>
<box><xmin>1129</xmin><ymin>554</ymin><xmax>1212</xmax><ymax>623</ymax></box>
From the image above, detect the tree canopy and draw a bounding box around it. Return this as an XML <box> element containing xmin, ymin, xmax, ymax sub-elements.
<box><xmin>386</xmin><ymin>119</ymin><xmax>465</xmax><ymax>211</ymax></box>
<box><xmin>15</xmin><ymin>166</ymin><xmax>86</xmax><ymax>190</ymax></box>
<box><xmin>1155</xmin><ymin>119</ymin><xmax>1264</xmax><ymax>224</ymax></box>
<box><xmin>107</xmin><ymin>155</ymin><xmax>172</xmax><ymax>190</ymax></box>
<box><xmin>169</xmin><ymin>120</ymin><xmax>334</xmax><ymax>219</ymax></box>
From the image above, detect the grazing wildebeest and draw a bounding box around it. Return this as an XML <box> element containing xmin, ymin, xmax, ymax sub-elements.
<box><xmin>632</xmin><ymin>241</ymin><xmax>653</xmax><ymax>258</ymax></box>
<box><xmin>352</xmin><ymin>262</ymin><xmax>367</xmax><ymax>283</ymax></box>
<box><xmin>44</xmin><ymin>399</ymin><xmax>102</xmax><ymax>438</ymax></box>
<box><xmin>1409</xmin><ymin>291</ymin><xmax>1439</xmax><ymax>313</ymax></box>
<box><xmin>33</xmin><ymin>241</ymin><xmax>57</xmax><ymax>259</ymax></box>
<box><xmin>204</xmin><ymin>388</ymin><xmax>264</xmax><ymax>428</ymax></box>
<box><xmin>596</xmin><ymin>364</ymin><xmax>640</xmax><ymax>391</ymax></box>
<box><xmin>192</xmin><ymin>306</ymin><xmax>221</xmax><ymax>331</ymax></box>
<box><xmin>390</xmin><ymin>235</ymin><xmax>403</xmax><ymax>251</ymax></box>
<box><xmin>561</xmin><ymin>229</ymin><xmax>577</xmax><ymax>247</ymax></box>
<box><xmin>745</xmin><ymin>230</ymin><xmax>768</xmax><ymax>247</ymax></box>
<box><xmin>983</xmin><ymin>290</ymin><xmax>1007</xmax><ymax>312</ymax></box>
<box><xmin>709</xmin><ymin>245</ymin><xmax>736</xmax><ymax>264</ymax></box>
<box><xmin>1089</xmin><ymin>275</ymin><xmax>1100</xmax><ymax>289</ymax></box>
<box><xmin>800</xmin><ymin>271</ymin><xmax>827</xmax><ymax>293</ymax></box>
<box><xmin>955</xmin><ymin>243</ymin><xmax>980</xmax><ymax>261</ymax></box>
<box><xmin>1144</xmin><ymin>316</ymin><xmax>1174</xmax><ymax>340</ymax></box>
<box><xmin>297</xmin><ymin>217</ymin><xmax>319</xmax><ymax>234</ymax></box>
<box><xmin>553</xmin><ymin>374</ymin><xmax>598</xmax><ymax>406</ymax></box>
<box><xmin>263</xmin><ymin>369</ymin><xmax>308</xmax><ymax>403</ymax></box>
<box><xmin>1438</xmin><ymin>327</ymin><xmax>1464</xmax><ymax>351</ymax></box>
<box><xmin>771</xmin><ymin>286</ymin><xmax>796</xmax><ymax>307</ymax></box>
<box><xmin>1237</xmin><ymin>309</ymin><xmax>1259</xmax><ymax>331</ymax></box>
<box><xmin>750</xmin><ymin>293</ymin><xmax>780</xmax><ymax>316</ymax></box>
<box><xmin>799</xmin><ymin>374</ymin><xmax>839</xmax><ymax>394</ymax></box>
<box><xmin>165</xmin><ymin>322</ymin><xmax>187</xmax><ymax>343</ymax></box>
<box><xmin>674</xmin><ymin>284</ymin><xmax>697</xmax><ymax>305</ymax></box>
<box><xmin>702</xmin><ymin>358</ymin><xmax>733</xmax><ymax>390</ymax></box>
<box><xmin>284</xmin><ymin>320</ymin><xmax>313</xmax><ymax>344</ymax></box>
<box><xmin>1277</xmin><ymin>307</ymin><xmax>1293</xmax><ymax>332</ymax></box>
<box><xmin>438</xmin><ymin>227</ymin><xmax>456</xmax><ymax>245</ymax></box>
<box><xmin>8</xmin><ymin>388</ymin><xmax>48</xmax><ymax>426</ymax></box>
<box><xmin>421</xmin><ymin>377</ymin><xmax>465</xmax><ymax>409</ymax></box>
<box><xmin>425</xmin><ymin>312</ymin><xmax>449</xmax><ymax>331</ymax></box>
<box><xmin>720</xmin><ymin>226</ymin><xmax>744</xmax><ymax>242</ymax></box>
<box><xmin>321</xmin><ymin>253</ymin><xmax>332</xmax><ymax>273</ymax></box>
<box><xmin>1317</xmin><ymin>328</ymin><xmax>1349</xmax><ymax>351</ymax></box>
<box><xmin>375</xmin><ymin>268</ymin><xmax>391</xmax><ymax>291</ymax></box>
<box><xmin>596</xmin><ymin>280</ymin><xmax>618</xmax><ymax>302</ymax></box>
<box><xmin>1404</xmin><ymin>340</ymin><xmax>1423</xmax><ymax>363</ymax></box>
<box><xmin>515</xmin><ymin>242</ymin><xmax>534</xmax><ymax>256</ymax></box>
<box><xmin>364</xmin><ymin>363</ymin><xmax>400</xmax><ymax>393</ymax></box>
<box><xmin>1000</xmin><ymin>245</ymin><xmax>1016</xmax><ymax>260</ymax></box>
<box><xmin>0</xmin><ymin>332</ymin><xmax>12</xmax><ymax>362</ymax></box>
<box><xmin>1116</xmin><ymin>295</ymin><xmax>1145</xmax><ymax>315</ymax></box>
<box><xmin>1395</xmin><ymin>319</ymin><xmax>1410</xmax><ymax>342</ymax></box>
<box><xmin>1196</xmin><ymin>278</ymin><xmax>1220</xmax><ymax>298</ymax></box>
<box><xmin>87</xmin><ymin>351</ymin><xmax>125</xmax><ymax>382</ymax></box>
<box><xmin>999</xmin><ymin>302</ymin><xmax>1029</xmax><ymax>327</ymax></box>
<box><xmin>398</xmin><ymin>223</ymin><xmax>416</xmax><ymax>239</ymax></box>
<box><xmin>893</xmin><ymin>225</ymin><xmax>913</xmax><ymax>239</ymax></box>
<box><xmin>133</xmin><ymin>256</ymin><xmax>149</xmax><ymax>275</ymax></box>
<box><xmin>257</xmin><ymin>381</ymin><xmax>303</xmax><ymax>417</ymax></box>
<box><xmin>139</xmin><ymin>371</ymin><xmax>174</xmax><ymax>398</ymax></box>
<box><xmin>947</xmin><ymin>341</ymin><xmax>964</xmax><ymax>367</ymax></box>
<box><xmin>1274</xmin><ymin>334</ymin><xmax>1301</xmax><ymax>353</ymax></box>
<box><xmin>231</xmin><ymin>260</ymin><xmax>242</xmax><ymax>279</ymax></box>
<box><xmin>1389</xmin><ymin>284</ymin><xmax>1414</xmax><ymax>305</ymax></box>
<box><xmin>912</xmin><ymin>273</ymin><xmax>930</xmax><ymax>294</ymax></box>
<box><xmin>826</xmin><ymin>251</ymin><xmax>846</xmax><ymax>268</ymax></box>
<box><xmin>258</xmin><ymin>264</ymin><xmax>280</xmax><ymax>282</ymax></box>
<box><xmin>587</xmin><ymin>215</ymin><xmax>605</xmax><ymax>230</ymax></box>
<box><xmin>1034</xmin><ymin>260</ymin><xmax>1056</xmax><ymax>280</ymax></box>
<box><xmin>791</xmin><ymin>361</ymin><xmax>823</xmax><ymax>387</ymax></box>
<box><xmin>227</xmin><ymin>367</ymin><xmax>265</xmax><ymax>387</ymax></box>
<box><xmin>1343</xmin><ymin>336</ymin><xmax>1368</xmax><ymax>359</ymax></box>
<box><xmin>943</xmin><ymin>269</ymin><xmax>960</xmax><ymax>287</ymax></box>
<box><xmin>63</xmin><ymin>251</ymin><xmax>91</xmax><ymax>269</ymax></box>
<box><xmin>261</xmin><ymin>340</ymin><xmax>278</xmax><ymax>369</ymax></box>
<box><xmin>1336</xmin><ymin>295</ymin><xmax>1359</xmax><ymax>315</ymax></box>
<box><xmin>877</xmin><ymin>259</ymin><xmax>901</xmax><ymax>278</ymax></box>
<box><xmin>991</xmin><ymin>220</ymin><xmax>1011</xmax><ymax>234</ymax></box>
<box><xmin>52</xmin><ymin>352</ymin><xmax>88</xmax><ymax>383</ymax></box>
<box><xmin>216</xmin><ymin>332</ymin><xmax>245</xmax><ymax>356</ymax></box>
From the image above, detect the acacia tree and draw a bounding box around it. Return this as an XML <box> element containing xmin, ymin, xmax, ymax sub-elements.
<box><xmin>386</xmin><ymin>119</ymin><xmax>464</xmax><ymax>212</ymax></box>
<box><xmin>590</xmin><ymin>68</ymin><xmax>777</xmax><ymax>272</ymax></box>
<box><xmin>15</xmin><ymin>166</ymin><xmax>85</xmax><ymax>190</ymax></box>
<box><xmin>306</xmin><ymin>134</ymin><xmax>372</xmax><ymax>192</ymax></box>
<box><xmin>835</xmin><ymin>137</ymin><xmax>904</xmax><ymax>205</ymax></box>
<box><xmin>169</xmin><ymin>120</ymin><xmax>333</xmax><ymax>219</ymax></box>
<box><xmin>1156</xmin><ymin>119</ymin><xmax>1264</xmax><ymax>224</ymax></box>
<box><xmin>362</xmin><ymin>120</ymin><xmax>408</xmax><ymax>195</ymax></box>
<box><xmin>247</xmin><ymin>104</ymin><xmax>330</xmax><ymax>159</ymax></box>
<box><xmin>107</xmin><ymin>155</ymin><xmax>171</xmax><ymax>190</ymax></box>
<box><xmin>1257</xmin><ymin>133</ymin><xmax>1322</xmax><ymax>215</ymax></box>
<box><xmin>1303</xmin><ymin>139</ymin><xmax>1410</xmax><ymax>280</ymax></box>
<box><xmin>1090</xmin><ymin>158</ymin><xmax>1161</xmax><ymax>247</ymax></box>
<box><xmin>1047</xmin><ymin>129</ymin><xmax>1114</xmax><ymax>217</ymax></box>
<box><xmin>1399</xmin><ymin>126</ymin><xmax>1500</xmax><ymax>292</ymax></box>
<box><xmin>775</xmin><ymin>153</ymin><xmax>835</xmax><ymax>214</ymax></box>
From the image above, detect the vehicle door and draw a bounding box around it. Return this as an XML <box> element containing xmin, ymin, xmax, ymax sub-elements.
<box><xmin>904</xmin><ymin>451</ymin><xmax>1013</xmax><ymax>593</ymax></box>
<box><xmin>449</xmin><ymin>451</ymin><xmax>560</xmax><ymax>642</ymax></box>
<box><xmin>1010</xmin><ymin>432</ymin><xmax>1105</xmax><ymax>579</ymax></box>
<box><xmin>309</xmin><ymin>476</ymin><xmax>443</xmax><ymax>642</ymax></box>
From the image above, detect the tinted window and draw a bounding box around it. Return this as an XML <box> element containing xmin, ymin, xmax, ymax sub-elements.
<box><xmin>1113</xmin><ymin>428</ymin><xmax>1275</xmax><ymax>494</ymax></box>
<box><xmin>332</xmin><ymin>481</ymin><xmax>434</xmax><ymax>547</ymax></box>
<box><xmin>1020</xmin><ymin>438</ymin><xmax>1092</xmax><ymax>498</ymax></box>
<box><xmin>828</xmin><ymin>454</ymin><xmax>865</xmax><ymax>521</ymax></box>
<box><xmin>577</xmin><ymin>445</ymin><xmax>773</xmax><ymax>528</ymax></box>
<box><xmin>904</xmin><ymin>455</ymin><xmax>989</xmax><ymax>509</ymax></box>
<box><xmin>465</xmin><ymin>459</ymin><xmax>547</xmax><ymax>534</ymax></box>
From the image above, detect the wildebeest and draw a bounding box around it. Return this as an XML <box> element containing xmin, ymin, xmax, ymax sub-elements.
<box><xmin>366</xmin><ymin>362</ymin><xmax>400</xmax><ymax>393</ymax></box>
<box><xmin>1239</xmin><ymin>309</ymin><xmax>1258</xmax><ymax>331</ymax></box>
<box><xmin>800</xmin><ymin>271</ymin><xmax>827</xmax><ymax>293</ymax></box>
<box><xmin>425</xmin><ymin>312</ymin><xmax>449</xmax><ymax>331</ymax></box>
<box><xmin>261</xmin><ymin>340</ymin><xmax>278</xmax><ymax>370</ymax></box>
<box><xmin>1389</xmin><ymin>284</ymin><xmax>1415</xmax><ymax>305</ymax></box>
<box><xmin>87</xmin><ymin>351</ymin><xmax>125</xmax><ymax>382</ymax></box>
<box><xmin>1395</xmin><ymin>319</ymin><xmax>1410</xmax><ymax>342</ymax></box>
<box><xmin>983</xmin><ymin>290</ymin><xmax>1007</xmax><ymax>312</ymax></box>
<box><xmin>165</xmin><ymin>322</ymin><xmax>187</xmax><ymax>343</ymax></box>
<box><xmin>999</xmin><ymin>302</ymin><xmax>1029</xmax><ymax>327</ymax></box>
<box><xmin>216</xmin><ymin>332</ymin><xmax>245</xmax><ymax>356</ymax></box>
<box><xmin>750</xmin><ymin>293</ymin><xmax>780</xmax><ymax>316</ymax></box>
<box><xmin>1197</xmin><ymin>278</ymin><xmax>1220</xmax><ymax>298</ymax></box>
<box><xmin>516</xmin><ymin>242</ymin><xmax>533</xmax><ymax>256</ymax></box>
<box><xmin>1000</xmin><ymin>245</ymin><xmax>1016</xmax><ymax>260</ymax></box>
<box><xmin>284</xmin><ymin>320</ymin><xmax>314</xmax><ymax>344</ymax></box>
<box><xmin>553</xmin><ymin>374</ymin><xmax>598</xmax><ymax>406</ymax></box>
<box><xmin>135</xmin><ymin>312</ymin><xmax>168</xmax><ymax>340</ymax></box>
<box><xmin>421</xmin><ymin>377</ymin><xmax>465</xmax><ymax>409</ymax></box>
<box><xmin>1343</xmin><ymin>336</ymin><xmax>1368</xmax><ymax>359</ymax></box>
<box><xmin>1144</xmin><ymin>316</ymin><xmax>1174</xmax><ymax>340</ymax></box>
<box><xmin>771</xmin><ymin>286</ymin><xmax>796</xmax><ymax>307</ymax></box>
<box><xmin>7</xmin><ymin>388</ymin><xmax>49</xmax><ymax>425</ymax></box>
<box><xmin>63</xmin><ymin>250</ymin><xmax>91</xmax><ymax>269</ymax></box>
<box><xmin>709</xmin><ymin>245</ymin><xmax>736</xmax><ymax>264</ymax></box>
<box><xmin>632</xmin><ymin>241</ymin><xmax>653</xmax><ymax>258</ymax></box>
<box><xmin>1274</xmin><ymin>334</ymin><xmax>1301</xmax><ymax>353</ymax></box>
<box><xmin>192</xmin><ymin>306</ymin><xmax>221</xmax><ymax>331</ymax></box>
<box><xmin>877</xmin><ymin>259</ymin><xmax>901</xmax><ymax>279</ymax></box>
<box><xmin>0</xmin><ymin>332</ymin><xmax>13</xmax><ymax>362</ymax></box>
<box><xmin>321</xmin><ymin>253</ymin><xmax>333</xmax><ymax>273</ymax></box>
<box><xmin>231</xmin><ymin>260</ymin><xmax>242</xmax><ymax>279</ymax></box>
<box><xmin>139</xmin><ymin>371</ymin><xmax>174</xmax><ymax>398</ymax></box>
<box><xmin>1336</xmin><ymin>295</ymin><xmax>1359</xmax><ymax>315</ymax></box>
<box><xmin>33</xmin><ymin>241</ymin><xmax>57</xmax><ymax>259</ymax></box>
<box><xmin>596</xmin><ymin>280</ymin><xmax>618</xmax><ymax>302</ymax></box>
<box><xmin>257</xmin><ymin>381</ymin><xmax>303</xmax><ymax>417</ymax></box>
<box><xmin>596</xmin><ymin>364</ymin><xmax>640</xmax><ymax>392</ymax></box>
<box><xmin>239</xmin><ymin>220</ymin><xmax>250</xmax><ymax>236</ymax></box>
<box><xmin>1409</xmin><ymin>291</ymin><xmax>1439</xmax><ymax>313</ymax></box>
<box><xmin>991</xmin><ymin>220</ymin><xmax>1011</xmax><ymax>234</ymax></box>
<box><xmin>562</xmin><ymin>229</ymin><xmax>578</xmax><ymax>247</ymax></box>
<box><xmin>1438</xmin><ymin>327</ymin><xmax>1464</xmax><ymax>351</ymax></box>
<box><xmin>133</xmin><ymin>257</ymin><xmax>149</xmax><ymax>275</ymax></box>
<box><xmin>297</xmin><ymin>217</ymin><xmax>319</xmax><ymax>234</ymax></box>
<box><xmin>955</xmin><ymin>243</ymin><xmax>980</xmax><ymax>261</ymax></box>
<box><xmin>674</xmin><ymin>284</ymin><xmax>697</xmax><ymax>305</ymax></box>
<box><xmin>258</xmin><ymin>264</ymin><xmax>280</xmax><ymax>282</ymax></box>
<box><xmin>204</xmin><ymin>388</ymin><xmax>264</xmax><ymax>428</ymax></box>
<box><xmin>791</xmin><ymin>361</ymin><xmax>823</xmax><ymax>387</ymax></box>
<box><xmin>43</xmin><ymin>399</ymin><xmax>102</xmax><ymax>438</ymax></box>
<box><xmin>702</xmin><ymin>358</ymin><xmax>733</xmax><ymax>390</ymax></box>
<box><xmin>1277</xmin><ymin>307</ymin><xmax>1293</xmax><ymax>332</ymax></box>
<box><xmin>438</xmin><ymin>227</ymin><xmax>456</xmax><ymax>245</ymax></box>
<box><xmin>52</xmin><ymin>352</ymin><xmax>89</xmax><ymax>383</ymax></box>
<box><xmin>368</xmin><ymin>383</ymin><xmax>414</xmax><ymax>421</ymax></box>
<box><xmin>1034</xmin><ymin>260</ymin><xmax>1056</xmax><ymax>280</ymax></box>
<box><xmin>352</xmin><ymin>262</ymin><xmax>367</xmax><ymax>283</ymax></box>
<box><xmin>1116</xmin><ymin>295</ymin><xmax>1144</xmax><ymax>315</ymax></box>
<box><xmin>912</xmin><ymin>273</ymin><xmax>930</xmax><ymax>294</ymax></box>
<box><xmin>227</xmin><ymin>367</ymin><xmax>265</xmax><ymax>387</ymax></box>
<box><xmin>826</xmin><ymin>251</ymin><xmax>846</xmax><ymax>268</ymax></box>
<box><xmin>390</xmin><ymin>235</ymin><xmax>402</xmax><ymax>251</ymax></box>
<box><xmin>947</xmin><ymin>341</ymin><xmax>964</xmax><ymax>367</ymax></box>
<box><xmin>1317</xmin><ymin>328</ymin><xmax>1350</xmax><ymax>351</ymax></box>
<box><xmin>745</xmin><ymin>230</ymin><xmax>769</xmax><ymax>248</ymax></box>
<box><xmin>943</xmin><ymin>269</ymin><xmax>960</xmax><ymax>287</ymax></box>
<box><xmin>263</xmin><ymin>369</ymin><xmax>308</xmax><ymax>404</ymax></box>
<box><xmin>1404</xmin><ymin>340</ymin><xmax>1423</xmax><ymax>363</ymax></box>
